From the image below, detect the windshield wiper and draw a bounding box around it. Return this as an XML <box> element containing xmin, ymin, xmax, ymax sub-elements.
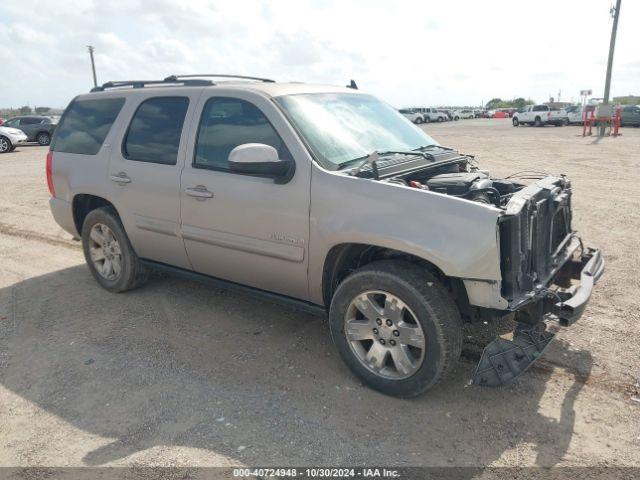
<box><xmin>338</xmin><ymin>152</ymin><xmax>434</xmax><ymax>171</ymax></box>
<box><xmin>339</xmin><ymin>150</ymin><xmax>439</xmax><ymax>180</ymax></box>
<box><xmin>412</xmin><ymin>144</ymin><xmax>439</xmax><ymax>151</ymax></box>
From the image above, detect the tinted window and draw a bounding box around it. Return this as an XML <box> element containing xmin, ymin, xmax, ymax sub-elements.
<box><xmin>4</xmin><ymin>119</ymin><xmax>19</xmax><ymax>127</ymax></box>
<box><xmin>22</xmin><ymin>118</ymin><xmax>41</xmax><ymax>125</ymax></box>
<box><xmin>533</xmin><ymin>105</ymin><xmax>548</xmax><ymax>112</ymax></box>
<box><xmin>52</xmin><ymin>98</ymin><xmax>125</xmax><ymax>155</ymax></box>
<box><xmin>123</xmin><ymin>97</ymin><xmax>189</xmax><ymax>165</ymax></box>
<box><xmin>194</xmin><ymin>98</ymin><xmax>290</xmax><ymax>171</ymax></box>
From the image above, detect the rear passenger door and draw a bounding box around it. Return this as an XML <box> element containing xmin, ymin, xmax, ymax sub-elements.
<box><xmin>107</xmin><ymin>93</ymin><xmax>198</xmax><ymax>269</ymax></box>
<box><xmin>179</xmin><ymin>91</ymin><xmax>311</xmax><ymax>300</ymax></box>
<box><xmin>19</xmin><ymin>117</ymin><xmax>41</xmax><ymax>140</ymax></box>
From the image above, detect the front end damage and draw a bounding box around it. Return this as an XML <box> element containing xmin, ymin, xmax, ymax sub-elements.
<box><xmin>472</xmin><ymin>176</ymin><xmax>604</xmax><ymax>387</ymax></box>
<box><xmin>351</xmin><ymin>149</ymin><xmax>603</xmax><ymax>386</ymax></box>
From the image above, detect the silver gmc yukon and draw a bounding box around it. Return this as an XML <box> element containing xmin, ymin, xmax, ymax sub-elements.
<box><xmin>47</xmin><ymin>75</ymin><xmax>603</xmax><ymax>397</ymax></box>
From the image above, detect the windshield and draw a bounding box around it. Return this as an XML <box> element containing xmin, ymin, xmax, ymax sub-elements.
<box><xmin>275</xmin><ymin>93</ymin><xmax>438</xmax><ymax>168</ymax></box>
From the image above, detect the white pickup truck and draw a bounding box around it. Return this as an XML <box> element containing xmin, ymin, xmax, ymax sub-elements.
<box><xmin>512</xmin><ymin>105</ymin><xmax>568</xmax><ymax>127</ymax></box>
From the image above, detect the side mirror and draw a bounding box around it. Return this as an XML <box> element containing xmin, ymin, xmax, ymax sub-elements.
<box><xmin>228</xmin><ymin>143</ymin><xmax>294</xmax><ymax>183</ymax></box>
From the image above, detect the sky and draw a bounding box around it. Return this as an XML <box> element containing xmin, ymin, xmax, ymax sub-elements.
<box><xmin>0</xmin><ymin>0</ymin><xmax>638</xmax><ymax>110</ymax></box>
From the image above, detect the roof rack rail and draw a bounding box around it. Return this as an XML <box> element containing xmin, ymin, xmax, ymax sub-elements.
<box><xmin>164</xmin><ymin>74</ymin><xmax>276</xmax><ymax>83</ymax></box>
<box><xmin>90</xmin><ymin>78</ymin><xmax>213</xmax><ymax>92</ymax></box>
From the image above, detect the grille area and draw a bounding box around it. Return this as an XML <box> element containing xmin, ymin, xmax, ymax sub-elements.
<box><xmin>500</xmin><ymin>178</ymin><xmax>572</xmax><ymax>305</ymax></box>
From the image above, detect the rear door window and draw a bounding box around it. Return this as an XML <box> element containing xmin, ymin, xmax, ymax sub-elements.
<box><xmin>52</xmin><ymin>98</ymin><xmax>125</xmax><ymax>155</ymax></box>
<box><xmin>123</xmin><ymin>97</ymin><xmax>189</xmax><ymax>165</ymax></box>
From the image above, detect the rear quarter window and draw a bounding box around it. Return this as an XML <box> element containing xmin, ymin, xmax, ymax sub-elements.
<box><xmin>52</xmin><ymin>98</ymin><xmax>125</xmax><ymax>155</ymax></box>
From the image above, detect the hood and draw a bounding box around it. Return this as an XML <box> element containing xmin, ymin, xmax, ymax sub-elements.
<box><xmin>0</xmin><ymin>126</ymin><xmax>25</xmax><ymax>135</ymax></box>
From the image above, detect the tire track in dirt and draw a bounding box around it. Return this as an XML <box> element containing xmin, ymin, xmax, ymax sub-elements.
<box><xmin>0</xmin><ymin>222</ymin><xmax>78</xmax><ymax>250</ymax></box>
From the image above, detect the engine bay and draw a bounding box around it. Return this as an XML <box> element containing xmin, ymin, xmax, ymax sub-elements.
<box><xmin>382</xmin><ymin>161</ymin><xmax>525</xmax><ymax>209</ymax></box>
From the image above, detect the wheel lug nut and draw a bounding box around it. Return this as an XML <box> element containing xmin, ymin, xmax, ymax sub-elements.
<box><xmin>393</xmin><ymin>330</ymin><xmax>400</xmax><ymax>337</ymax></box>
<box><xmin>380</xmin><ymin>339</ymin><xmax>386</xmax><ymax>345</ymax></box>
<box><xmin>376</xmin><ymin>319</ymin><xmax>382</xmax><ymax>326</ymax></box>
<box><xmin>390</xmin><ymin>340</ymin><xmax>396</xmax><ymax>346</ymax></box>
<box><xmin>385</xmin><ymin>319</ymin><xmax>393</xmax><ymax>327</ymax></box>
<box><xmin>373</xmin><ymin>328</ymin><xmax>378</xmax><ymax>334</ymax></box>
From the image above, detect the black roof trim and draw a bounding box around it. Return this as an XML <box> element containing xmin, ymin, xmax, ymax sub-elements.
<box><xmin>90</xmin><ymin>78</ymin><xmax>213</xmax><ymax>92</ymax></box>
<box><xmin>165</xmin><ymin>74</ymin><xmax>276</xmax><ymax>83</ymax></box>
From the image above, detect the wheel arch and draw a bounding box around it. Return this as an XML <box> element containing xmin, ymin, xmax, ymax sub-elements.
<box><xmin>72</xmin><ymin>194</ymin><xmax>121</xmax><ymax>235</ymax></box>
<box><xmin>321</xmin><ymin>242</ymin><xmax>469</xmax><ymax>312</ymax></box>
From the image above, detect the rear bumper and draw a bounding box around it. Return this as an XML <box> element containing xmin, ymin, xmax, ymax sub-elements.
<box><xmin>49</xmin><ymin>197</ymin><xmax>79</xmax><ymax>239</ymax></box>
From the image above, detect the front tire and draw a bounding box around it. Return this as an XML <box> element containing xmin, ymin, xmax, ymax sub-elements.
<box><xmin>0</xmin><ymin>136</ymin><xmax>12</xmax><ymax>154</ymax></box>
<box><xmin>81</xmin><ymin>207</ymin><xmax>147</xmax><ymax>293</ymax></box>
<box><xmin>512</xmin><ymin>118</ymin><xmax>519</xmax><ymax>127</ymax></box>
<box><xmin>329</xmin><ymin>260</ymin><xmax>463</xmax><ymax>397</ymax></box>
<box><xmin>415</xmin><ymin>117</ymin><xmax>423</xmax><ymax>124</ymax></box>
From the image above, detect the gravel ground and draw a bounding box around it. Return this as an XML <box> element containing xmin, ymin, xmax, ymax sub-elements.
<box><xmin>0</xmin><ymin>120</ymin><xmax>639</xmax><ymax>469</ymax></box>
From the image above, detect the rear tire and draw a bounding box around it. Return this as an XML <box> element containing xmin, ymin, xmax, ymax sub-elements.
<box><xmin>415</xmin><ymin>117</ymin><xmax>423</xmax><ymax>124</ymax></box>
<box><xmin>0</xmin><ymin>136</ymin><xmax>12</xmax><ymax>154</ymax></box>
<box><xmin>329</xmin><ymin>260</ymin><xmax>463</xmax><ymax>397</ymax></box>
<box><xmin>534</xmin><ymin>117</ymin><xmax>542</xmax><ymax>127</ymax></box>
<box><xmin>81</xmin><ymin>207</ymin><xmax>147</xmax><ymax>293</ymax></box>
<box><xmin>36</xmin><ymin>132</ymin><xmax>51</xmax><ymax>146</ymax></box>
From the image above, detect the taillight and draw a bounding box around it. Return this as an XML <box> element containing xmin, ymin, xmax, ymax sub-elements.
<box><xmin>46</xmin><ymin>150</ymin><xmax>55</xmax><ymax>197</ymax></box>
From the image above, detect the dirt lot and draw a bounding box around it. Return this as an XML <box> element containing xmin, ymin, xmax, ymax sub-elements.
<box><xmin>0</xmin><ymin>120</ymin><xmax>639</xmax><ymax>469</ymax></box>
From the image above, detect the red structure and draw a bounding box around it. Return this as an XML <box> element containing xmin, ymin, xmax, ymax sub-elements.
<box><xmin>582</xmin><ymin>105</ymin><xmax>621</xmax><ymax>137</ymax></box>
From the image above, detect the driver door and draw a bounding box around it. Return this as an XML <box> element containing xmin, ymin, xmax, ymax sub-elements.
<box><xmin>179</xmin><ymin>91</ymin><xmax>311</xmax><ymax>300</ymax></box>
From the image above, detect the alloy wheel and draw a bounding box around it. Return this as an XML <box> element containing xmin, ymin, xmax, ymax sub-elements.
<box><xmin>344</xmin><ymin>290</ymin><xmax>426</xmax><ymax>380</ymax></box>
<box><xmin>88</xmin><ymin>223</ymin><xmax>122</xmax><ymax>281</ymax></box>
<box><xmin>0</xmin><ymin>138</ymin><xmax>9</xmax><ymax>153</ymax></box>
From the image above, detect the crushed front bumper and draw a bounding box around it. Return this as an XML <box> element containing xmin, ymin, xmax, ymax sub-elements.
<box><xmin>549</xmin><ymin>247</ymin><xmax>604</xmax><ymax>326</ymax></box>
<box><xmin>472</xmin><ymin>246</ymin><xmax>603</xmax><ymax>387</ymax></box>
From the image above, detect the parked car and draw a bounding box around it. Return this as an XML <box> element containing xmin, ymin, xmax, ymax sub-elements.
<box><xmin>566</xmin><ymin>106</ymin><xmax>585</xmax><ymax>125</ymax></box>
<box><xmin>0</xmin><ymin>125</ymin><xmax>28</xmax><ymax>153</ymax></box>
<box><xmin>47</xmin><ymin>75</ymin><xmax>602</xmax><ymax>397</ymax></box>
<box><xmin>455</xmin><ymin>109</ymin><xmax>475</xmax><ymax>119</ymax></box>
<box><xmin>399</xmin><ymin>108</ymin><xmax>424</xmax><ymax>124</ymax></box>
<box><xmin>411</xmin><ymin>107</ymin><xmax>446</xmax><ymax>123</ymax></box>
<box><xmin>512</xmin><ymin>105</ymin><xmax>568</xmax><ymax>127</ymax></box>
<box><xmin>438</xmin><ymin>108</ymin><xmax>453</xmax><ymax>122</ymax></box>
<box><xmin>1</xmin><ymin>115</ymin><xmax>57</xmax><ymax>145</ymax></box>
<box><xmin>620</xmin><ymin>105</ymin><xmax>640</xmax><ymax>127</ymax></box>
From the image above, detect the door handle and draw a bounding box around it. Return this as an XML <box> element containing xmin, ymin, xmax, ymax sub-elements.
<box><xmin>185</xmin><ymin>185</ymin><xmax>214</xmax><ymax>199</ymax></box>
<box><xmin>110</xmin><ymin>172</ymin><xmax>131</xmax><ymax>184</ymax></box>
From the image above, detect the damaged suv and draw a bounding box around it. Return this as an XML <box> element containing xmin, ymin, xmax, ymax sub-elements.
<box><xmin>47</xmin><ymin>75</ymin><xmax>603</xmax><ymax>397</ymax></box>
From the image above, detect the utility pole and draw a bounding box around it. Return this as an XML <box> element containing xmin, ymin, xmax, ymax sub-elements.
<box><xmin>87</xmin><ymin>45</ymin><xmax>98</xmax><ymax>88</ymax></box>
<box><xmin>600</xmin><ymin>0</ymin><xmax>621</xmax><ymax>136</ymax></box>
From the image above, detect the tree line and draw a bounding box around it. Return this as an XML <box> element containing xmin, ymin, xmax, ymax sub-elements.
<box><xmin>484</xmin><ymin>98</ymin><xmax>534</xmax><ymax>110</ymax></box>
